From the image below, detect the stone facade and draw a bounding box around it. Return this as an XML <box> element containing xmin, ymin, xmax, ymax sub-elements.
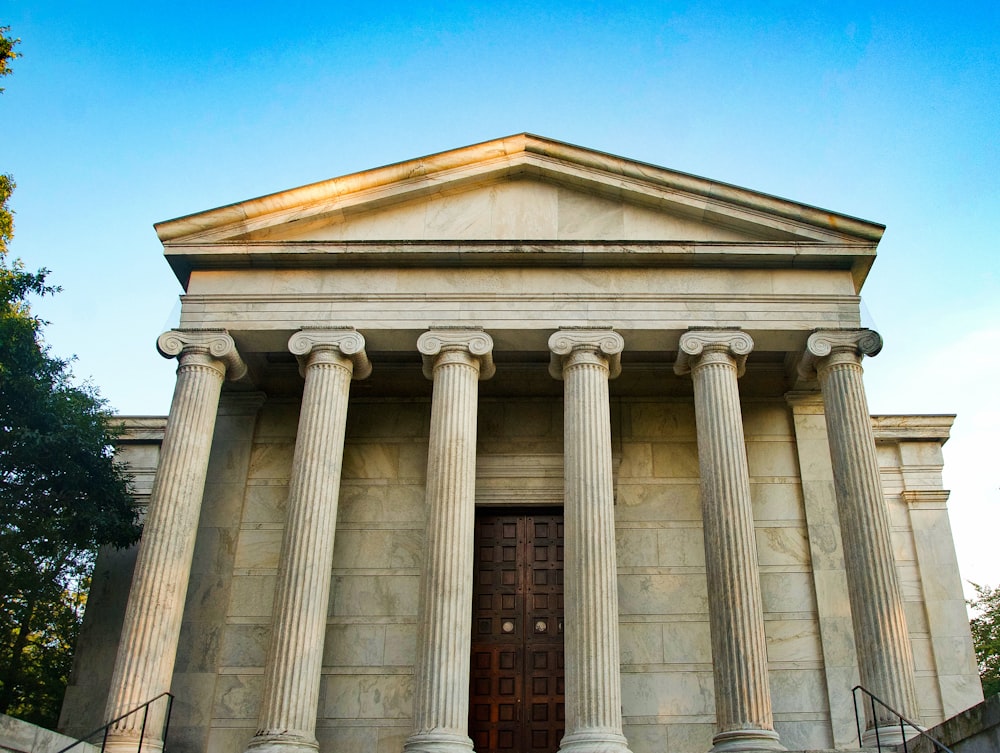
<box><xmin>59</xmin><ymin>135</ymin><xmax>982</xmax><ymax>753</ymax></box>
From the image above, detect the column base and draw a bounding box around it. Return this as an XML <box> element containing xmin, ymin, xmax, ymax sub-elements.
<box><xmin>244</xmin><ymin>731</ymin><xmax>319</xmax><ymax>753</ymax></box>
<box><xmin>559</xmin><ymin>728</ymin><xmax>632</xmax><ymax>753</ymax></box>
<box><xmin>860</xmin><ymin>722</ymin><xmax>920</xmax><ymax>749</ymax></box>
<box><xmin>102</xmin><ymin>737</ymin><xmax>163</xmax><ymax>753</ymax></box>
<box><xmin>710</xmin><ymin>728</ymin><xmax>785</xmax><ymax>753</ymax></box>
<box><xmin>403</xmin><ymin>729</ymin><xmax>474</xmax><ymax>753</ymax></box>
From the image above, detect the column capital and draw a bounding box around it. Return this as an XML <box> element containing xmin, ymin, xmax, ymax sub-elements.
<box><xmin>417</xmin><ymin>328</ymin><xmax>495</xmax><ymax>380</ymax></box>
<box><xmin>156</xmin><ymin>328</ymin><xmax>247</xmax><ymax>380</ymax></box>
<box><xmin>288</xmin><ymin>328</ymin><xmax>372</xmax><ymax>379</ymax></box>
<box><xmin>674</xmin><ymin>329</ymin><xmax>753</xmax><ymax>377</ymax></box>
<box><xmin>799</xmin><ymin>328</ymin><xmax>883</xmax><ymax>379</ymax></box>
<box><xmin>548</xmin><ymin>327</ymin><xmax>624</xmax><ymax>380</ymax></box>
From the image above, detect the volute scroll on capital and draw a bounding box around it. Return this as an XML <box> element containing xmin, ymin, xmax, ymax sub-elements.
<box><xmin>156</xmin><ymin>328</ymin><xmax>248</xmax><ymax>381</ymax></box>
<box><xmin>547</xmin><ymin>327</ymin><xmax>625</xmax><ymax>380</ymax></box>
<box><xmin>417</xmin><ymin>327</ymin><xmax>495</xmax><ymax>380</ymax></box>
<box><xmin>673</xmin><ymin>329</ymin><xmax>754</xmax><ymax>377</ymax></box>
<box><xmin>288</xmin><ymin>328</ymin><xmax>372</xmax><ymax>379</ymax></box>
<box><xmin>798</xmin><ymin>328</ymin><xmax>883</xmax><ymax>379</ymax></box>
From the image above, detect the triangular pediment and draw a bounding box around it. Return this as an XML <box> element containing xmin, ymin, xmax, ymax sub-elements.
<box><xmin>157</xmin><ymin>134</ymin><xmax>883</xmax><ymax>287</ymax></box>
<box><xmin>235</xmin><ymin>175</ymin><xmax>776</xmax><ymax>244</ymax></box>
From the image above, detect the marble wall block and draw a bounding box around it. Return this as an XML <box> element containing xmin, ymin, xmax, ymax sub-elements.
<box><xmin>616</xmin><ymin>528</ymin><xmax>659</xmax><ymax>569</ymax></box>
<box><xmin>383</xmin><ymin>625</ymin><xmax>419</xmax><ymax>667</ymax></box>
<box><xmin>314</xmin><ymin>726</ymin><xmax>378</xmax><ymax>752</ymax></box>
<box><xmin>205</xmin><ymin>727</ymin><xmax>255</xmax><ymax>753</ymax></box>
<box><xmin>618</xmin><ymin>442</ymin><xmax>654</xmax><ymax>478</ymax></box>
<box><xmin>661</xmin><ymin>622</ymin><xmax>713</xmax><ymax>665</ymax></box>
<box><xmin>615</xmin><ymin>482</ymin><xmax>702</xmax><ymax>522</ymax></box>
<box><xmin>377</xmin><ymin>726</ymin><xmax>412</xmax><ymax>753</ymax></box>
<box><xmin>664</xmin><ymin>723</ymin><xmax>716</xmax><ymax>753</ymax></box>
<box><xmin>622</xmin><ymin>723</ymin><xmax>667</xmax><ymax>753</ymax></box>
<box><xmin>769</xmin><ymin>668</ymin><xmax>829</xmax><ymax>712</ymax></box>
<box><xmin>618</xmin><ymin>574</ymin><xmax>710</xmax><ymax>616</ymax></box>
<box><xmin>621</xmin><ymin>670</ymin><xmax>716</xmax><ymax>717</ymax></box>
<box><xmin>321</xmin><ymin>675</ymin><xmax>414</xmax><ymax>720</ymax></box>
<box><xmin>764</xmin><ymin>619</ymin><xmax>823</xmax><ymax>664</ymax></box>
<box><xmin>338</xmin><ymin>483</ymin><xmax>426</xmax><ymax>524</ymax></box>
<box><xmin>213</xmin><ymin>674</ymin><xmax>264</xmax><ymax>721</ymax></box>
<box><xmin>227</xmin><ymin>575</ymin><xmax>277</xmax><ymax>618</ymax></box>
<box><xmin>760</xmin><ymin>571</ymin><xmax>816</xmax><ymax>615</ymax></box>
<box><xmin>220</xmin><ymin>624</ymin><xmax>269</xmax><ymax>669</ymax></box>
<box><xmin>619</xmin><ymin>624</ymin><xmax>665</xmax><ymax>667</ymax></box>
<box><xmin>772</xmin><ymin>720</ymin><xmax>833</xmax><ymax>751</ymax></box>
<box><xmin>345</xmin><ymin>400</ymin><xmax>429</xmax><ymax>439</ymax></box>
<box><xmin>329</xmin><ymin>575</ymin><xmax>421</xmax><ymax>618</ymax></box>
<box><xmin>650</xmin><ymin>441</ymin><xmax>701</xmax><ymax>478</ymax></box>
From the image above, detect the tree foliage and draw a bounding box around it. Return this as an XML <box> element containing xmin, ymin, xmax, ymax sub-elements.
<box><xmin>0</xmin><ymin>26</ymin><xmax>141</xmax><ymax>727</ymax></box>
<box><xmin>0</xmin><ymin>25</ymin><xmax>17</xmax><ymax>94</ymax></box>
<box><xmin>969</xmin><ymin>582</ymin><xmax>1000</xmax><ymax>698</ymax></box>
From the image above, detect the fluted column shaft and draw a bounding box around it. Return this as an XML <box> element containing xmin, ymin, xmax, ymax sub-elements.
<box><xmin>247</xmin><ymin>330</ymin><xmax>370</xmax><ymax>753</ymax></box>
<box><xmin>549</xmin><ymin>329</ymin><xmax>632</xmax><ymax>753</ymax></box>
<box><xmin>405</xmin><ymin>329</ymin><xmax>494</xmax><ymax>753</ymax></box>
<box><xmin>804</xmin><ymin>330</ymin><xmax>918</xmax><ymax>742</ymax></box>
<box><xmin>675</xmin><ymin>331</ymin><xmax>782</xmax><ymax>753</ymax></box>
<box><xmin>105</xmin><ymin>330</ymin><xmax>246</xmax><ymax>753</ymax></box>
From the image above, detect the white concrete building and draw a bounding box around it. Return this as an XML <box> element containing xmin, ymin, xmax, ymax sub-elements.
<box><xmin>60</xmin><ymin>135</ymin><xmax>982</xmax><ymax>753</ymax></box>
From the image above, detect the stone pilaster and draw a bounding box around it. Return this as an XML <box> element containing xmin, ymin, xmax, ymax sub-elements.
<box><xmin>674</xmin><ymin>330</ymin><xmax>782</xmax><ymax>753</ymax></box>
<box><xmin>801</xmin><ymin>329</ymin><xmax>918</xmax><ymax>745</ymax></box>
<box><xmin>549</xmin><ymin>328</ymin><xmax>632</xmax><ymax>753</ymax></box>
<box><xmin>105</xmin><ymin>330</ymin><xmax>246</xmax><ymax>753</ymax></box>
<box><xmin>247</xmin><ymin>329</ymin><xmax>371</xmax><ymax>753</ymax></box>
<box><xmin>404</xmin><ymin>329</ymin><xmax>494</xmax><ymax>753</ymax></box>
<box><xmin>784</xmin><ymin>391</ymin><xmax>860</xmax><ymax>749</ymax></box>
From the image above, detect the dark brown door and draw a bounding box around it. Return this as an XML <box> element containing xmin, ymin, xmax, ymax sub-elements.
<box><xmin>469</xmin><ymin>511</ymin><xmax>565</xmax><ymax>753</ymax></box>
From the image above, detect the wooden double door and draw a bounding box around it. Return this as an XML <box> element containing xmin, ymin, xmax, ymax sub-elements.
<box><xmin>469</xmin><ymin>511</ymin><xmax>565</xmax><ymax>753</ymax></box>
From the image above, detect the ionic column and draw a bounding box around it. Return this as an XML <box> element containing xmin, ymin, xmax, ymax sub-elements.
<box><xmin>674</xmin><ymin>330</ymin><xmax>782</xmax><ymax>753</ymax></box>
<box><xmin>105</xmin><ymin>330</ymin><xmax>246</xmax><ymax>753</ymax></box>
<box><xmin>247</xmin><ymin>329</ymin><xmax>371</xmax><ymax>753</ymax></box>
<box><xmin>801</xmin><ymin>330</ymin><xmax>918</xmax><ymax>746</ymax></box>
<box><xmin>404</xmin><ymin>328</ymin><xmax>494</xmax><ymax>753</ymax></box>
<box><xmin>549</xmin><ymin>328</ymin><xmax>632</xmax><ymax>753</ymax></box>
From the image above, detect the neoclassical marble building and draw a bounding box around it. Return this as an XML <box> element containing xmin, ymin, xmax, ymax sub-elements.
<box><xmin>60</xmin><ymin>135</ymin><xmax>981</xmax><ymax>753</ymax></box>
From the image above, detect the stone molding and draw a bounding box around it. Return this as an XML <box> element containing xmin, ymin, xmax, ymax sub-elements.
<box><xmin>288</xmin><ymin>327</ymin><xmax>372</xmax><ymax>379</ymax></box>
<box><xmin>798</xmin><ymin>328</ymin><xmax>882</xmax><ymax>379</ymax></box>
<box><xmin>871</xmin><ymin>414</ymin><xmax>954</xmax><ymax>442</ymax></box>
<box><xmin>902</xmin><ymin>489</ymin><xmax>951</xmax><ymax>508</ymax></box>
<box><xmin>156</xmin><ymin>328</ymin><xmax>247</xmax><ymax>381</ymax></box>
<box><xmin>112</xmin><ymin>416</ymin><xmax>169</xmax><ymax>444</ymax></box>
<box><xmin>674</xmin><ymin>329</ymin><xmax>754</xmax><ymax>377</ymax></box>
<box><xmin>548</xmin><ymin>328</ymin><xmax>624</xmax><ymax>379</ymax></box>
<box><xmin>417</xmin><ymin>328</ymin><xmax>495</xmax><ymax>380</ymax></box>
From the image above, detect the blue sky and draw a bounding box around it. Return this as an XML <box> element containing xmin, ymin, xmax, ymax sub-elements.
<box><xmin>4</xmin><ymin>2</ymin><xmax>999</xmax><ymax>589</ymax></box>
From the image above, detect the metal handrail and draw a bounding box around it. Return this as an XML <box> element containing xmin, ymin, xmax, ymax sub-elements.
<box><xmin>55</xmin><ymin>692</ymin><xmax>174</xmax><ymax>753</ymax></box>
<box><xmin>852</xmin><ymin>685</ymin><xmax>952</xmax><ymax>753</ymax></box>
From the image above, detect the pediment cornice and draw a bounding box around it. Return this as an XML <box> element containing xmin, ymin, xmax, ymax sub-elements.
<box><xmin>155</xmin><ymin>134</ymin><xmax>883</xmax><ymax>289</ymax></box>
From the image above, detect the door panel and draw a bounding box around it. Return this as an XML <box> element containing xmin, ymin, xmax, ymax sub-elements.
<box><xmin>470</xmin><ymin>511</ymin><xmax>564</xmax><ymax>753</ymax></box>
